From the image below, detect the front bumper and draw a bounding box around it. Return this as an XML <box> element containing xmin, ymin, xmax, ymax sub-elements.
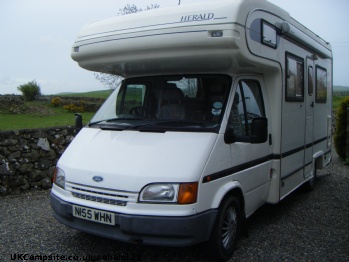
<box><xmin>50</xmin><ymin>193</ymin><xmax>217</xmax><ymax>247</ymax></box>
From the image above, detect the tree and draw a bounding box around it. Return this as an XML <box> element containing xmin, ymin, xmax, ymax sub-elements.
<box><xmin>17</xmin><ymin>80</ymin><xmax>42</xmax><ymax>101</ymax></box>
<box><xmin>94</xmin><ymin>72</ymin><xmax>123</xmax><ymax>90</ymax></box>
<box><xmin>117</xmin><ymin>3</ymin><xmax>159</xmax><ymax>15</ymax></box>
<box><xmin>334</xmin><ymin>97</ymin><xmax>349</xmax><ymax>160</ymax></box>
<box><xmin>94</xmin><ymin>3</ymin><xmax>160</xmax><ymax>89</ymax></box>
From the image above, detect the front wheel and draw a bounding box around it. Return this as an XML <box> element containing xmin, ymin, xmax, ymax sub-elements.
<box><xmin>207</xmin><ymin>196</ymin><xmax>242</xmax><ymax>261</ymax></box>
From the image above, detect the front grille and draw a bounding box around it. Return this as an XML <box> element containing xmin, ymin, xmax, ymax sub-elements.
<box><xmin>66</xmin><ymin>182</ymin><xmax>138</xmax><ymax>207</ymax></box>
<box><xmin>72</xmin><ymin>192</ymin><xmax>127</xmax><ymax>206</ymax></box>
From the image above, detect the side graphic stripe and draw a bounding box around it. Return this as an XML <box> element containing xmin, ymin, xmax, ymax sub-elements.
<box><xmin>202</xmin><ymin>136</ymin><xmax>329</xmax><ymax>183</ymax></box>
<box><xmin>203</xmin><ymin>155</ymin><xmax>273</xmax><ymax>183</ymax></box>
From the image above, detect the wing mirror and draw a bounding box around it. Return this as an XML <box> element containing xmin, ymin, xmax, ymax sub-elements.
<box><xmin>250</xmin><ymin>117</ymin><xmax>268</xmax><ymax>144</ymax></box>
<box><xmin>75</xmin><ymin>113</ymin><xmax>82</xmax><ymax>134</ymax></box>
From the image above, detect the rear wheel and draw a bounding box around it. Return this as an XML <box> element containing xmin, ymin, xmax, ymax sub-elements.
<box><xmin>207</xmin><ymin>196</ymin><xmax>242</xmax><ymax>261</ymax></box>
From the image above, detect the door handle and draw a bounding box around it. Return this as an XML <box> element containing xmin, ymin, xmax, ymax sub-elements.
<box><xmin>310</xmin><ymin>101</ymin><xmax>314</xmax><ymax>108</ymax></box>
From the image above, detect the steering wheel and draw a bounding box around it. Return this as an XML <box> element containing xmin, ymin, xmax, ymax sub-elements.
<box><xmin>129</xmin><ymin>106</ymin><xmax>144</xmax><ymax>116</ymax></box>
<box><xmin>240</xmin><ymin>112</ymin><xmax>260</xmax><ymax>121</ymax></box>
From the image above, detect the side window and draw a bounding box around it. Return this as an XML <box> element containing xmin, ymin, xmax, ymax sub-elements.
<box><xmin>228</xmin><ymin>80</ymin><xmax>265</xmax><ymax>138</ymax></box>
<box><xmin>286</xmin><ymin>53</ymin><xmax>304</xmax><ymax>102</ymax></box>
<box><xmin>261</xmin><ymin>20</ymin><xmax>277</xmax><ymax>49</ymax></box>
<box><xmin>315</xmin><ymin>66</ymin><xmax>327</xmax><ymax>103</ymax></box>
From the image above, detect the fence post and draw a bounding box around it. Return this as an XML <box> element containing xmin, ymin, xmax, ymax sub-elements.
<box><xmin>346</xmin><ymin>108</ymin><xmax>349</xmax><ymax>164</ymax></box>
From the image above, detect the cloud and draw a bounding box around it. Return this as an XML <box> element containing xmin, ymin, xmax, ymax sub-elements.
<box><xmin>38</xmin><ymin>35</ymin><xmax>71</xmax><ymax>47</ymax></box>
<box><xmin>0</xmin><ymin>77</ymin><xmax>31</xmax><ymax>95</ymax></box>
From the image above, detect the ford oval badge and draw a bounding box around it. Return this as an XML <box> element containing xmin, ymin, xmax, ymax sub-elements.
<box><xmin>93</xmin><ymin>176</ymin><xmax>103</xmax><ymax>182</ymax></box>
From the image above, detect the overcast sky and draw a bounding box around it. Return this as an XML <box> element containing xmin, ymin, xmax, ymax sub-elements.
<box><xmin>1</xmin><ymin>0</ymin><xmax>348</xmax><ymax>95</ymax></box>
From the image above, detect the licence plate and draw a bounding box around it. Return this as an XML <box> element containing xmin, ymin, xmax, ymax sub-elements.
<box><xmin>72</xmin><ymin>205</ymin><xmax>115</xmax><ymax>225</ymax></box>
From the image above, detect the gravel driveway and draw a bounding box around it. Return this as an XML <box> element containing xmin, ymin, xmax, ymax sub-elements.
<box><xmin>1</xmin><ymin>149</ymin><xmax>348</xmax><ymax>262</ymax></box>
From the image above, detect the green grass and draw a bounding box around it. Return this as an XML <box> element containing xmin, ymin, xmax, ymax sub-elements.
<box><xmin>0</xmin><ymin>91</ymin><xmax>110</xmax><ymax>131</ymax></box>
<box><xmin>0</xmin><ymin>112</ymin><xmax>95</xmax><ymax>130</ymax></box>
<box><xmin>0</xmin><ymin>100</ymin><xmax>95</xmax><ymax>130</ymax></box>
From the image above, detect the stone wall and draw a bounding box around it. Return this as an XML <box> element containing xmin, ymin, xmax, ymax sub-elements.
<box><xmin>0</xmin><ymin>127</ymin><xmax>76</xmax><ymax>196</ymax></box>
<box><xmin>0</xmin><ymin>95</ymin><xmax>25</xmax><ymax>114</ymax></box>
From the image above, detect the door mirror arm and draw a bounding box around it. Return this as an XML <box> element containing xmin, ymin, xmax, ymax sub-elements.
<box><xmin>224</xmin><ymin>126</ymin><xmax>236</xmax><ymax>144</ymax></box>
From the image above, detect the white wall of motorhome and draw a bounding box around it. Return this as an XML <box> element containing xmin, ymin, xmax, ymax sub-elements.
<box><xmin>245</xmin><ymin>9</ymin><xmax>332</xmax><ymax>200</ymax></box>
<box><xmin>281</xmin><ymin>38</ymin><xmax>331</xmax><ymax>200</ymax></box>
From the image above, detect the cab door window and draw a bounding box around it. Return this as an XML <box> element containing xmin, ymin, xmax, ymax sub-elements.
<box><xmin>228</xmin><ymin>80</ymin><xmax>265</xmax><ymax>139</ymax></box>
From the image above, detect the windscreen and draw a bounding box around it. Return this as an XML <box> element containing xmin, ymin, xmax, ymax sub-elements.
<box><xmin>90</xmin><ymin>75</ymin><xmax>231</xmax><ymax>132</ymax></box>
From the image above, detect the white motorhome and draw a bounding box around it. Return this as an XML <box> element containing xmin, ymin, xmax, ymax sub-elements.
<box><xmin>51</xmin><ymin>0</ymin><xmax>332</xmax><ymax>260</ymax></box>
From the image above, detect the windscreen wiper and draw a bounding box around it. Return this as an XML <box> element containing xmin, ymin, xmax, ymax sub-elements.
<box><xmin>88</xmin><ymin>118</ymin><xmax>117</xmax><ymax>127</ymax></box>
<box><xmin>130</xmin><ymin>120</ymin><xmax>209</xmax><ymax>129</ymax></box>
<box><xmin>88</xmin><ymin>117</ymin><xmax>143</xmax><ymax>127</ymax></box>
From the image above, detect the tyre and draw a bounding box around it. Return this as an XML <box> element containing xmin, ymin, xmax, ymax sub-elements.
<box><xmin>207</xmin><ymin>196</ymin><xmax>242</xmax><ymax>261</ymax></box>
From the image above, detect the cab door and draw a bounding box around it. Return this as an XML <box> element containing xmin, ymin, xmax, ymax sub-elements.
<box><xmin>226</xmin><ymin>77</ymin><xmax>272</xmax><ymax>215</ymax></box>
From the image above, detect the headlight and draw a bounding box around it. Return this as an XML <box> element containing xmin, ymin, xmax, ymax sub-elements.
<box><xmin>139</xmin><ymin>182</ymin><xmax>198</xmax><ymax>204</ymax></box>
<box><xmin>140</xmin><ymin>184</ymin><xmax>178</xmax><ymax>203</ymax></box>
<box><xmin>53</xmin><ymin>167</ymin><xmax>65</xmax><ymax>189</ymax></box>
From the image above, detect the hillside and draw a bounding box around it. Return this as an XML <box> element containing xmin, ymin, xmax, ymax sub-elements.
<box><xmin>55</xmin><ymin>89</ymin><xmax>113</xmax><ymax>99</ymax></box>
<box><xmin>334</xmin><ymin>85</ymin><xmax>349</xmax><ymax>92</ymax></box>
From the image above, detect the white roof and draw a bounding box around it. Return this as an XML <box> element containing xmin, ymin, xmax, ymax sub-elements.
<box><xmin>71</xmin><ymin>0</ymin><xmax>329</xmax><ymax>77</ymax></box>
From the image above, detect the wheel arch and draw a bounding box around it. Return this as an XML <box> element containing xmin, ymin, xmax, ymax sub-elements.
<box><xmin>211</xmin><ymin>181</ymin><xmax>245</xmax><ymax>215</ymax></box>
<box><xmin>206</xmin><ymin>182</ymin><xmax>245</xmax><ymax>261</ymax></box>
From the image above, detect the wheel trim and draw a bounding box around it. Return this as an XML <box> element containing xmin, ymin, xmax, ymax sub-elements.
<box><xmin>221</xmin><ymin>206</ymin><xmax>237</xmax><ymax>249</ymax></box>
